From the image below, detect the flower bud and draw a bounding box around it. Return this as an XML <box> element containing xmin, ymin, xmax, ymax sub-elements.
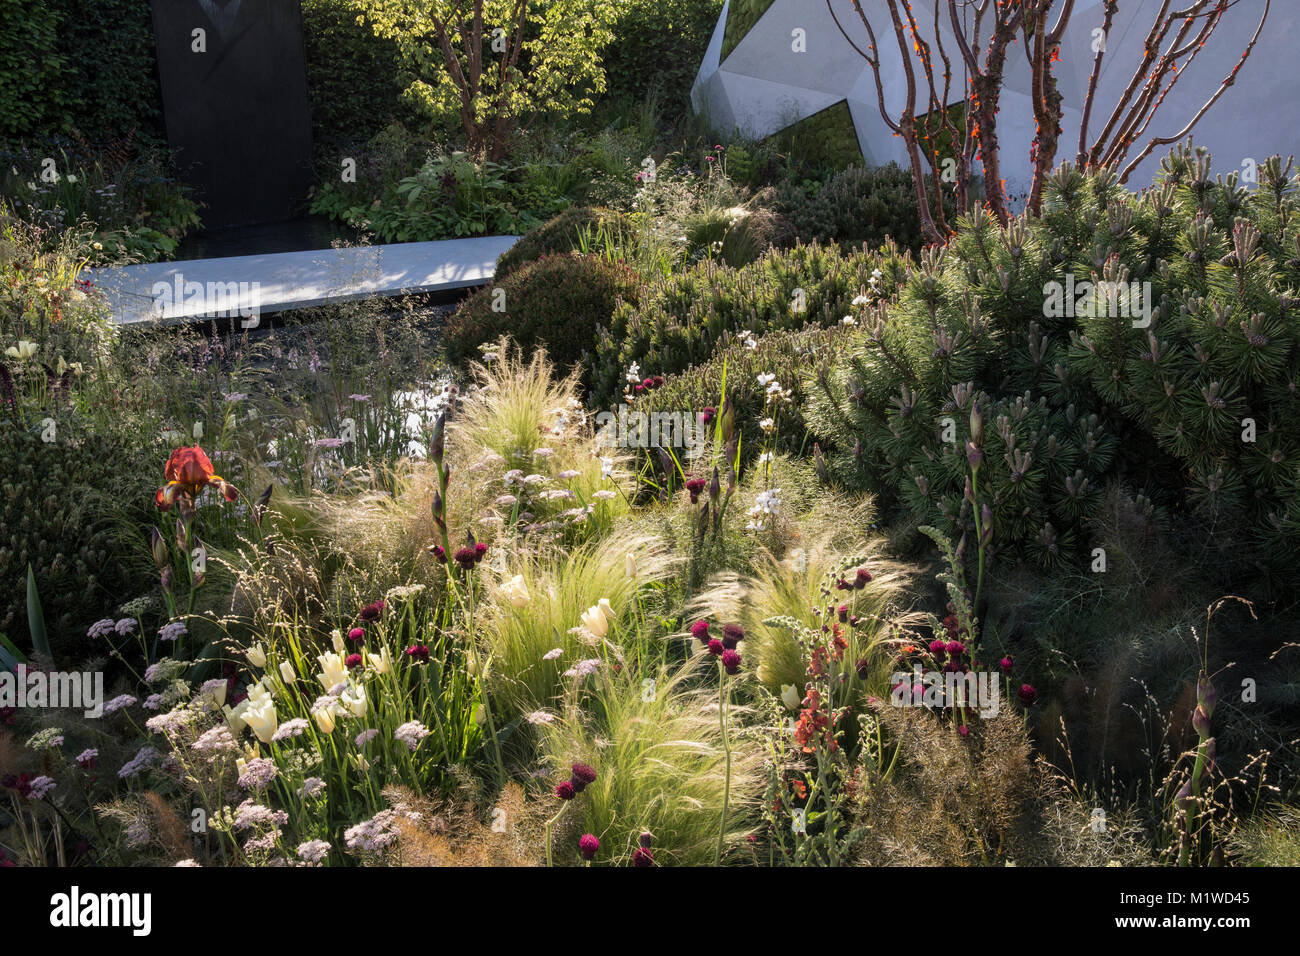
<box><xmin>720</xmin><ymin>395</ymin><xmax>735</xmax><ymax>444</ymax></box>
<box><xmin>428</xmin><ymin>410</ymin><xmax>446</xmax><ymax>466</ymax></box>
<box><xmin>970</xmin><ymin>401</ymin><xmax>984</xmax><ymax>447</ymax></box>
<box><xmin>313</xmin><ymin>706</ymin><xmax>336</xmax><ymax>734</ymax></box>
<box><xmin>1196</xmin><ymin>673</ymin><xmax>1216</xmax><ymax>720</ymax></box>
<box><xmin>150</xmin><ymin>526</ymin><xmax>168</xmax><ymax>570</ymax></box>
<box><xmin>1192</xmin><ymin>703</ymin><xmax>1210</xmax><ymax>738</ymax></box>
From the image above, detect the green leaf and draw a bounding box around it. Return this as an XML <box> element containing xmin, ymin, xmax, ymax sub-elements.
<box><xmin>0</xmin><ymin>632</ymin><xmax>27</xmax><ymax>672</ymax></box>
<box><xmin>26</xmin><ymin>563</ymin><xmax>52</xmax><ymax>664</ymax></box>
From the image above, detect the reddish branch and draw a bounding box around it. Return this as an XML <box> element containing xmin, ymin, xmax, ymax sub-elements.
<box><xmin>824</xmin><ymin>0</ymin><xmax>1266</xmax><ymax>240</ymax></box>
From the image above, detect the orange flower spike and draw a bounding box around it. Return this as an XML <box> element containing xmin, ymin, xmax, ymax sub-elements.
<box><xmin>155</xmin><ymin>445</ymin><xmax>238</xmax><ymax>510</ymax></box>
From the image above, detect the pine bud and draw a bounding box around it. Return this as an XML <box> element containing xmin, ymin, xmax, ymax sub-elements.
<box><xmin>813</xmin><ymin>442</ymin><xmax>828</xmax><ymax>483</ymax></box>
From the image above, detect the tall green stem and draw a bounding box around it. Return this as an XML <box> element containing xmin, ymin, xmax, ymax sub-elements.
<box><xmin>715</xmin><ymin>666</ymin><xmax>732</xmax><ymax>866</ymax></box>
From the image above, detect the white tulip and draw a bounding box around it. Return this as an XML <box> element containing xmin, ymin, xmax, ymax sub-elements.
<box><xmin>316</xmin><ymin>652</ymin><xmax>346</xmax><ymax>692</ymax></box>
<box><xmin>367</xmin><ymin>645</ymin><xmax>391</xmax><ymax>676</ymax></box>
<box><xmin>224</xmin><ymin>701</ymin><xmax>249</xmax><ymax>735</ymax></box>
<box><xmin>312</xmin><ymin>706</ymin><xmax>336</xmax><ymax>734</ymax></box>
<box><xmin>4</xmin><ymin>340</ymin><xmax>37</xmax><ymax>361</ymax></box>
<box><xmin>501</xmin><ymin>574</ymin><xmax>530</xmax><ymax>608</ymax></box>
<box><xmin>241</xmin><ymin>684</ymin><xmax>278</xmax><ymax>744</ymax></box>
<box><xmin>331</xmin><ymin>629</ymin><xmax>346</xmax><ymax>654</ymax></box>
<box><xmin>581</xmin><ymin>604</ymin><xmax>609</xmax><ymax>638</ymax></box>
<box><xmin>279</xmin><ymin>660</ymin><xmax>296</xmax><ymax>684</ymax></box>
<box><xmin>246</xmin><ymin>644</ymin><xmax>267</xmax><ymax>669</ymax></box>
<box><xmin>781</xmin><ymin>684</ymin><xmax>801</xmax><ymax>711</ymax></box>
<box><xmin>625</xmin><ymin>553</ymin><xmax>638</xmax><ymax>579</ymax></box>
<box><xmin>341</xmin><ymin>685</ymin><xmax>367</xmax><ymax>718</ymax></box>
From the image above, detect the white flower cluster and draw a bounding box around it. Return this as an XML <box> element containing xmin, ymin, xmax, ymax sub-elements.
<box><xmin>756</xmin><ymin>372</ymin><xmax>791</xmax><ymax>406</ymax></box>
<box><xmin>843</xmin><ymin>270</ymin><xmax>884</xmax><ymax>325</ymax></box>
<box><xmin>746</xmin><ymin>487</ymin><xmax>782</xmax><ymax>531</ymax></box>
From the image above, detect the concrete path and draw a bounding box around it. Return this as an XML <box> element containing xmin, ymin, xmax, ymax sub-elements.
<box><xmin>88</xmin><ymin>235</ymin><xmax>518</xmax><ymax>325</ymax></box>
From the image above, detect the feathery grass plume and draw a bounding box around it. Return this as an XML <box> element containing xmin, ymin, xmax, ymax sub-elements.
<box><xmin>743</xmin><ymin>510</ymin><xmax>917</xmax><ymax>698</ymax></box>
<box><xmin>540</xmin><ymin>654</ymin><xmax>763</xmax><ymax>866</ymax></box>
<box><xmin>850</xmin><ymin>708</ymin><xmax>1152</xmax><ymax>866</ymax></box>
<box><xmin>143</xmin><ymin>790</ymin><xmax>191</xmax><ymax>862</ymax></box>
<box><xmin>310</xmin><ymin>336</ymin><xmax>632</xmax><ymax>590</ymax></box>
<box><xmin>481</xmin><ymin>526</ymin><xmax>677</xmax><ymax>722</ymax></box>
<box><xmin>381</xmin><ymin>783</ymin><xmax>542</xmax><ymax>866</ymax></box>
<box><xmin>96</xmin><ymin>792</ymin><xmax>207</xmax><ymax>865</ymax></box>
<box><xmin>451</xmin><ymin>337</ymin><xmax>630</xmax><ymax>535</ymax></box>
<box><xmin>1227</xmin><ymin>804</ymin><xmax>1300</xmax><ymax>866</ymax></box>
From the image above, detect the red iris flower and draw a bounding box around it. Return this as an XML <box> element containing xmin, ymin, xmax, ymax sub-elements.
<box><xmin>155</xmin><ymin>445</ymin><xmax>238</xmax><ymax>510</ymax></box>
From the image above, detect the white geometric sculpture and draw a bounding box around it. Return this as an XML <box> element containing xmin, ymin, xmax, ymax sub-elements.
<box><xmin>693</xmin><ymin>0</ymin><xmax>1293</xmax><ymax>203</ymax></box>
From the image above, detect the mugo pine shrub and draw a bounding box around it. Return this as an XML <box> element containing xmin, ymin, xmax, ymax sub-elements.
<box><xmin>776</xmin><ymin>162</ymin><xmax>956</xmax><ymax>255</ymax></box>
<box><xmin>494</xmin><ymin>206</ymin><xmax>632</xmax><ymax>277</ymax></box>
<box><xmin>443</xmin><ymin>252</ymin><xmax>641</xmax><ymax>380</ymax></box>
<box><xmin>803</xmin><ymin>143</ymin><xmax>1300</xmax><ymax>582</ymax></box>
<box><xmin>0</xmin><ymin>424</ymin><xmax>155</xmax><ymax>654</ymax></box>
<box><xmin>590</xmin><ymin>239</ymin><xmax>912</xmax><ymax>408</ymax></box>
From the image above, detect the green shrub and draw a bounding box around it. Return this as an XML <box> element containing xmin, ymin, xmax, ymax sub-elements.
<box><xmin>681</xmin><ymin>203</ymin><xmax>779</xmax><ymax>268</ymax></box>
<box><xmin>0</xmin><ymin>422</ymin><xmax>155</xmax><ymax>660</ymax></box>
<box><xmin>590</xmin><ymin>239</ymin><xmax>912</xmax><ymax>408</ymax></box>
<box><xmin>0</xmin><ymin>0</ymin><xmax>67</xmax><ymax>136</ymax></box>
<box><xmin>495</xmin><ymin>206</ymin><xmax>630</xmax><ymax>276</ymax></box>
<box><xmin>301</xmin><ymin>0</ymin><xmax>408</xmax><ymax>151</ymax></box>
<box><xmin>444</xmin><ymin>252</ymin><xmax>642</xmax><ymax>377</ymax></box>
<box><xmin>802</xmin><ymin>145</ymin><xmax>1300</xmax><ymax>584</ymax></box>
<box><xmin>1</xmin><ymin>144</ymin><xmax>202</xmax><ymax>264</ymax></box>
<box><xmin>0</xmin><ymin>0</ymin><xmax>162</xmax><ymax>141</ymax></box>
<box><xmin>52</xmin><ymin>0</ymin><xmax>162</xmax><ymax>142</ymax></box>
<box><xmin>312</xmin><ymin>150</ymin><xmax>565</xmax><ymax>243</ymax></box>
<box><xmin>601</xmin><ymin>0</ymin><xmax>724</xmax><ymax>114</ymax></box>
<box><xmin>776</xmin><ymin>162</ymin><xmax>952</xmax><ymax>254</ymax></box>
<box><xmin>637</xmin><ymin>324</ymin><xmax>847</xmax><ymax>462</ymax></box>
